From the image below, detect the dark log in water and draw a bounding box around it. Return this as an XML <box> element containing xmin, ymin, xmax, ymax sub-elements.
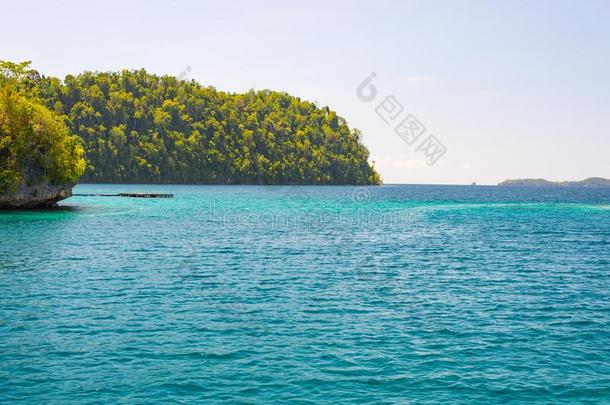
<box><xmin>73</xmin><ymin>193</ymin><xmax>174</xmax><ymax>198</ymax></box>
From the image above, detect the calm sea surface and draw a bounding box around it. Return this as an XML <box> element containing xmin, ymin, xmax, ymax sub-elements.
<box><xmin>1</xmin><ymin>184</ymin><xmax>609</xmax><ymax>404</ymax></box>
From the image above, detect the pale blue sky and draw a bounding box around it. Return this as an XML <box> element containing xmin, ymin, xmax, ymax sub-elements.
<box><xmin>3</xmin><ymin>0</ymin><xmax>609</xmax><ymax>184</ymax></box>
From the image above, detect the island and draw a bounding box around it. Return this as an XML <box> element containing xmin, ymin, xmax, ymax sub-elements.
<box><xmin>1</xmin><ymin>62</ymin><xmax>85</xmax><ymax>209</ymax></box>
<box><xmin>36</xmin><ymin>65</ymin><xmax>381</xmax><ymax>185</ymax></box>
<box><xmin>1</xmin><ymin>60</ymin><xmax>381</xmax><ymax>208</ymax></box>
<box><xmin>498</xmin><ymin>177</ymin><xmax>610</xmax><ymax>187</ymax></box>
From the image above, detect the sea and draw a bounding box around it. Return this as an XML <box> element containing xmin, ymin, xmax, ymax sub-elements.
<box><xmin>1</xmin><ymin>184</ymin><xmax>609</xmax><ymax>403</ymax></box>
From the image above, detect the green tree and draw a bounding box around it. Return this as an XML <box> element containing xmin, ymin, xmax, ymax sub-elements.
<box><xmin>26</xmin><ymin>65</ymin><xmax>380</xmax><ymax>185</ymax></box>
<box><xmin>0</xmin><ymin>61</ymin><xmax>86</xmax><ymax>192</ymax></box>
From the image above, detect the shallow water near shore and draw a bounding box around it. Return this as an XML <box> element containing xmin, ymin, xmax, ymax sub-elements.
<box><xmin>1</xmin><ymin>184</ymin><xmax>610</xmax><ymax>403</ymax></box>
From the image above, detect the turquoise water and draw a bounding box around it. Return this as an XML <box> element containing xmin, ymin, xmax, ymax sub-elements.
<box><xmin>1</xmin><ymin>184</ymin><xmax>610</xmax><ymax>404</ymax></box>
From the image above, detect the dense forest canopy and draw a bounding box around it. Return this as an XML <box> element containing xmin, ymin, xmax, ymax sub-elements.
<box><xmin>0</xmin><ymin>61</ymin><xmax>85</xmax><ymax>193</ymax></box>
<box><xmin>32</xmin><ymin>67</ymin><xmax>380</xmax><ymax>184</ymax></box>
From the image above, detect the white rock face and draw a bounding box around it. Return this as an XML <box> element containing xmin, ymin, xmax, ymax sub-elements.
<box><xmin>0</xmin><ymin>179</ymin><xmax>74</xmax><ymax>209</ymax></box>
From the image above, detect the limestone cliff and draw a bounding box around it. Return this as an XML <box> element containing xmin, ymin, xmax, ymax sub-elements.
<box><xmin>0</xmin><ymin>163</ymin><xmax>75</xmax><ymax>209</ymax></box>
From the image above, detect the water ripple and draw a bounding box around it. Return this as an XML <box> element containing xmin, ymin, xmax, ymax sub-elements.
<box><xmin>0</xmin><ymin>184</ymin><xmax>609</xmax><ymax>403</ymax></box>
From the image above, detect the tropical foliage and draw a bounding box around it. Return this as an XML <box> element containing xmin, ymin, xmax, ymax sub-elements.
<box><xmin>35</xmin><ymin>68</ymin><xmax>380</xmax><ymax>184</ymax></box>
<box><xmin>0</xmin><ymin>61</ymin><xmax>85</xmax><ymax>193</ymax></box>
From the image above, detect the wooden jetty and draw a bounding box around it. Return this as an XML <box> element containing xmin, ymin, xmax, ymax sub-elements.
<box><xmin>118</xmin><ymin>193</ymin><xmax>173</xmax><ymax>198</ymax></box>
<box><xmin>73</xmin><ymin>193</ymin><xmax>173</xmax><ymax>198</ymax></box>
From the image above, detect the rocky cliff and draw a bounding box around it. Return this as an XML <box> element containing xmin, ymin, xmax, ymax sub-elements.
<box><xmin>0</xmin><ymin>180</ymin><xmax>74</xmax><ymax>209</ymax></box>
<box><xmin>0</xmin><ymin>163</ymin><xmax>75</xmax><ymax>209</ymax></box>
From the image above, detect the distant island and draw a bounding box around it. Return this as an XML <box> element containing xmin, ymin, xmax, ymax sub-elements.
<box><xmin>498</xmin><ymin>177</ymin><xmax>610</xmax><ymax>187</ymax></box>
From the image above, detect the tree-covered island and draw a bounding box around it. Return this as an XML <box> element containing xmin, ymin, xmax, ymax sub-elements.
<box><xmin>1</xmin><ymin>61</ymin><xmax>381</xmax><ymax>207</ymax></box>
<box><xmin>40</xmin><ymin>65</ymin><xmax>380</xmax><ymax>185</ymax></box>
<box><xmin>0</xmin><ymin>61</ymin><xmax>85</xmax><ymax>208</ymax></box>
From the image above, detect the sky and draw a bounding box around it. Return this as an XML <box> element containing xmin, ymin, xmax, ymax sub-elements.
<box><xmin>2</xmin><ymin>0</ymin><xmax>609</xmax><ymax>184</ymax></box>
